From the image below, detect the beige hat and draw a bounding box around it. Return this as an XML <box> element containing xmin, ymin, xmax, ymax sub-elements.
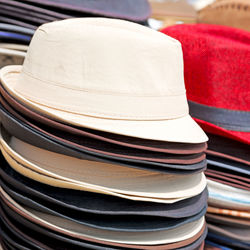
<box><xmin>0</xmin><ymin>18</ymin><xmax>207</xmax><ymax>143</ymax></box>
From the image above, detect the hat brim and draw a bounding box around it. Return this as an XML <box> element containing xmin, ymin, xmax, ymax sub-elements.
<box><xmin>1</xmin><ymin>65</ymin><xmax>208</xmax><ymax>144</ymax></box>
<box><xmin>194</xmin><ymin>118</ymin><xmax>250</xmax><ymax>145</ymax></box>
<box><xmin>0</xmin><ymin>48</ymin><xmax>26</xmax><ymax>58</ymax></box>
<box><xmin>0</xmin><ymin>43</ymin><xmax>28</xmax><ymax>52</ymax></box>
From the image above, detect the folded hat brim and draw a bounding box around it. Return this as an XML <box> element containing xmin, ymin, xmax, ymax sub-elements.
<box><xmin>0</xmin><ymin>65</ymin><xmax>208</xmax><ymax>144</ymax></box>
<box><xmin>194</xmin><ymin>118</ymin><xmax>250</xmax><ymax>145</ymax></box>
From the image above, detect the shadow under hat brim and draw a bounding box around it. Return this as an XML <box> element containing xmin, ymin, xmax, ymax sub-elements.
<box><xmin>0</xmin><ymin>65</ymin><xmax>208</xmax><ymax>144</ymax></box>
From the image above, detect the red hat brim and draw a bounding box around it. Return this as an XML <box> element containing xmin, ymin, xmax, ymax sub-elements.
<box><xmin>194</xmin><ymin>118</ymin><xmax>250</xmax><ymax>145</ymax></box>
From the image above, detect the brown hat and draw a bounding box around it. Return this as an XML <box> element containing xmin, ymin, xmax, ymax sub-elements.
<box><xmin>198</xmin><ymin>0</ymin><xmax>250</xmax><ymax>31</ymax></box>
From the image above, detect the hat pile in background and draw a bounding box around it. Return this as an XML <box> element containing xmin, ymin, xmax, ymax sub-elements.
<box><xmin>198</xmin><ymin>0</ymin><xmax>250</xmax><ymax>32</ymax></box>
<box><xmin>0</xmin><ymin>0</ymin><xmax>151</xmax><ymax>69</ymax></box>
<box><xmin>162</xmin><ymin>23</ymin><xmax>250</xmax><ymax>250</ymax></box>
<box><xmin>148</xmin><ymin>0</ymin><xmax>197</xmax><ymax>29</ymax></box>
<box><xmin>0</xmin><ymin>18</ymin><xmax>208</xmax><ymax>249</ymax></box>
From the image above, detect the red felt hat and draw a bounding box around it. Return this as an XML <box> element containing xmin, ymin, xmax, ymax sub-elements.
<box><xmin>161</xmin><ymin>24</ymin><xmax>250</xmax><ymax>145</ymax></box>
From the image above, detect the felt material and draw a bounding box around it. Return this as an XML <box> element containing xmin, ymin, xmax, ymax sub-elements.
<box><xmin>0</xmin><ymin>4</ymin><xmax>62</xmax><ymax>22</ymax></box>
<box><xmin>0</xmin><ymin>205</ymin><xmax>119</xmax><ymax>250</ymax></box>
<box><xmin>0</xmin><ymin>201</ymin><xmax>208</xmax><ymax>250</ymax></box>
<box><xmin>0</xmin><ymin>23</ymin><xmax>35</xmax><ymax>36</ymax></box>
<box><xmin>205</xmin><ymin>170</ymin><xmax>250</xmax><ymax>191</ymax></box>
<box><xmin>0</xmin><ymin>160</ymin><xmax>208</xmax><ymax>218</ymax></box>
<box><xmin>0</xmin><ymin>103</ymin><xmax>207</xmax><ymax>175</ymax></box>
<box><xmin>206</xmin><ymin>133</ymin><xmax>250</xmax><ymax>164</ymax></box>
<box><xmin>205</xmin><ymin>240</ymin><xmax>232</xmax><ymax>250</ymax></box>
<box><xmin>0</xmin><ymin>92</ymin><xmax>206</xmax><ymax>165</ymax></box>
<box><xmin>195</xmin><ymin>117</ymin><xmax>250</xmax><ymax>145</ymax></box>
<box><xmin>207</xmin><ymin>156</ymin><xmax>250</xmax><ymax>176</ymax></box>
<box><xmin>1</xmin><ymin>178</ymin><xmax>207</xmax><ymax>232</ymax></box>
<box><xmin>0</xmin><ymin>227</ymin><xmax>30</xmax><ymax>250</ymax></box>
<box><xmin>17</xmin><ymin>0</ymin><xmax>151</xmax><ymax>23</ymax></box>
<box><xmin>206</xmin><ymin>213</ymin><xmax>250</xmax><ymax>228</ymax></box>
<box><xmin>1</xmin><ymin>240</ymin><xmax>13</xmax><ymax>250</ymax></box>
<box><xmin>0</xmin><ymin>82</ymin><xmax>207</xmax><ymax>155</ymax></box>
<box><xmin>207</xmin><ymin>150</ymin><xmax>250</xmax><ymax>166</ymax></box>
<box><xmin>188</xmin><ymin>100</ymin><xmax>250</xmax><ymax>132</ymax></box>
<box><xmin>0</xmin><ymin>16</ymin><xmax>37</xmax><ymax>29</ymax></box>
<box><xmin>207</xmin><ymin>232</ymin><xmax>250</xmax><ymax>250</ymax></box>
<box><xmin>0</xmin><ymin>8</ymin><xmax>50</xmax><ymax>25</ymax></box>
<box><xmin>205</xmin><ymin>169</ymin><xmax>250</xmax><ymax>185</ymax></box>
<box><xmin>161</xmin><ymin>24</ymin><xmax>250</xmax><ymax>144</ymax></box>
<box><xmin>0</xmin><ymin>0</ymin><xmax>71</xmax><ymax>19</ymax></box>
<box><xmin>1</xmin><ymin>207</ymin><xmax>49</xmax><ymax>250</ymax></box>
<box><xmin>207</xmin><ymin>223</ymin><xmax>250</xmax><ymax>243</ymax></box>
<box><xmin>0</xmin><ymin>188</ymin><xmax>206</xmax><ymax>247</ymax></box>
<box><xmin>0</xmin><ymin>31</ymin><xmax>31</xmax><ymax>43</ymax></box>
<box><xmin>1</xmin><ymin>144</ymin><xmax>204</xmax><ymax>203</ymax></box>
<box><xmin>0</xmin><ymin>135</ymin><xmax>206</xmax><ymax>202</ymax></box>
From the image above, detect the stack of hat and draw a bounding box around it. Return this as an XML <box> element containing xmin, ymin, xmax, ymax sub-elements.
<box><xmin>162</xmin><ymin>23</ymin><xmax>250</xmax><ymax>250</ymax></box>
<box><xmin>0</xmin><ymin>23</ymin><xmax>32</xmax><ymax>69</ymax></box>
<box><xmin>198</xmin><ymin>0</ymin><xmax>250</xmax><ymax>32</ymax></box>
<box><xmin>0</xmin><ymin>18</ymin><xmax>208</xmax><ymax>249</ymax></box>
<box><xmin>0</xmin><ymin>0</ymin><xmax>151</xmax><ymax>28</ymax></box>
<box><xmin>0</xmin><ymin>0</ymin><xmax>151</xmax><ymax>69</ymax></box>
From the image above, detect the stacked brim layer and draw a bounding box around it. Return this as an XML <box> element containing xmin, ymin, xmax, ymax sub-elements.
<box><xmin>199</xmin><ymin>112</ymin><xmax>250</xmax><ymax>249</ymax></box>
<box><xmin>0</xmin><ymin>23</ymin><xmax>31</xmax><ymax>69</ymax></box>
<box><xmin>0</xmin><ymin>0</ymin><xmax>151</xmax><ymax>28</ymax></box>
<box><xmin>205</xmin><ymin>140</ymin><xmax>250</xmax><ymax>249</ymax></box>
<box><xmin>0</xmin><ymin>70</ymin><xmax>208</xmax><ymax>249</ymax></box>
<box><xmin>0</xmin><ymin>126</ymin><xmax>208</xmax><ymax>248</ymax></box>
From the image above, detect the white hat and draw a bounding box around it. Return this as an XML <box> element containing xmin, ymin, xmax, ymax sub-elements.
<box><xmin>0</xmin><ymin>18</ymin><xmax>207</xmax><ymax>143</ymax></box>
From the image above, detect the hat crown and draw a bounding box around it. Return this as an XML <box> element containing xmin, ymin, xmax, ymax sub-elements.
<box><xmin>21</xmin><ymin>18</ymin><xmax>185</xmax><ymax>97</ymax></box>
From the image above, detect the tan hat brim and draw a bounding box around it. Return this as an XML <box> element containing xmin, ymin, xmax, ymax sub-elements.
<box><xmin>0</xmin><ymin>65</ymin><xmax>208</xmax><ymax>144</ymax></box>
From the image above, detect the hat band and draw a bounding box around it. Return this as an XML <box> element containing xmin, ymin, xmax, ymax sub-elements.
<box><xmin>189</xmin><ymin>101</ymin><xmax>250</xmax><ymax>132</ymax></box>
<box><xmin>13</xmin><ymin>72</ymin><xmax>189</xmax><ymax>121</ymax></box>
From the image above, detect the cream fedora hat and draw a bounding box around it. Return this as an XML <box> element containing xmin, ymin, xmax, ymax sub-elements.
<box><xmin>0</xmin><ymin>18</ymin><xmax>208</xmax><ymax>143</ymax></box>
